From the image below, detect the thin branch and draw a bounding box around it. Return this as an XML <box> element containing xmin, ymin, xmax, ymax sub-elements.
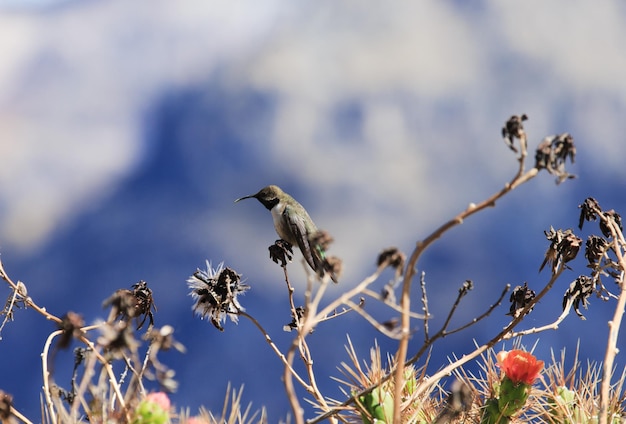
<box><xmin>444</xmin><ymin>283</ymin><xmax>510</xmax><ymax>337</ymax></box>
<box><xmin>598</xmin><ymin>215</ymin><xmax>626</xmax><ymax>424</ymax></box>
<box><xmin>503</xmin><ymin>296</ymin><xmax>574</xmax><ymax>339</ymax></box>
<box><xmin>9</xmin><ymin>406</ymin><xmax>34</xmax><ymax>424</ymax></box>
<box><xmin>394</xmin><ymin>147</ymin><xmax>537</xmax><ymax>422</ymax></box>
<box><xmin>432</xmin><ymin>281</ymin><xmax>475</xmax><ymax>341</ymax></box>
<box><xmin>411</xmin><ymin>265</ymin><xmax>565</xmax><ymax>400</ymax></box>
<box><xmin>41</xmin><ymin>329</ymin><xmax>63</xmax><ymax>424</ymax></box>
<box><xmin>307</xmin><ymin>279</ymin><xmax>513</xmax><ymax>424</ymax></box>
<box><xmin>0</xmin><ymin>260</ymin><xmax>63</xmax><ymax>325</ymax></box>
<box><xmin>360</xmin><ymin>288</ymin><xmax>427</xmax><ymax>319</ymax></box>
<box><xmin>308</xmin><ymin>266</ymin><xmax>385</xmax><ymax>335</ymax></box>
<box><xmin>238</xmin><ymin>311</ymin><xmax>309</xmax><ymax>390</ymax></box>
<box><xmin>342</xmin><ymin>298</ymin><xmax>403</xmax><ymax>339</ymax></box>
<box><xmin>420</xmin><ymin>271</ymin><xmax>430</xmax><ymax>340</ymax></box>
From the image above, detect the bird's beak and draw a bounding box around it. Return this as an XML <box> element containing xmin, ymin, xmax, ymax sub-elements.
<box><xmin>234</xmin><ymin>194</ymin><xmax>255</xmax><ymax>203</ymax></box>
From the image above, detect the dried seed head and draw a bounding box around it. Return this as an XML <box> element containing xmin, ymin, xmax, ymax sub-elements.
<box><xmin>57</xmin><ymin>311</ymin><xmax>85</xmax><ymax>350</ymax></box>
<box><xmin>283</xmin><ymin>306</ymin><xmax>306</xmax><ymax>332</ymax></box>
<box><xmin>578</xmin><ymin>197</ymin><xmax>601</xmax><ymax>230</ymax></box>
<box><xmin>310</xmin><ymin>230</ymin><xmax>334</xmax><ymax>252</ymax></box>
<box><xmin>103</xmin><ymin>281</ymin><xmax>156</xmax><ymax>330</ymax></box>
<box><xmin>144</xmin><ymin>325</ymin><xmax>186</xmax><ymax>353</ymax></box>
<box><xmin>269</xmin><ymin>239</ymin><xmax>293</xmax><ymax>267</ymax></box>
<box><xmin>130</xmin><ymin>281</ymin><xmax>156</xmax><ymax>329</ymax></box>
<box><xmin>325</xmin><ymin>256</ymin><xmax>343</xmax><ymax>282</ymax></box>
<box><xmin>540</xmin><ymin>227</ymin><xmax>582</xmax><ymax>274</ymax></box>
<box><xmin>0</xmin><ymin>390</ymin><xmax>13</xmax><ymax>421</ymax></box>
<box><xmin>459</xmin><ymin>280</ymin><xmax>473</xmax><ymax>296</ymax></box>
<box><xmin>187</xmin><ymin>262</ymin><xmax>248</xmax><ymax>331</ymax></box>
<box><xmin>563</xmin><ymin>275</ymin><xmax>594</xmax><ymax>319</ymax></box>
<box><xmin>98</xmin><ymin>321</ymin><xmax>140</xmax><ymax>359</ymax></box>
<box><xmin>534</xmin><ymin>133</ymin><xmax>577</xmax><ymax>184</ymax></box>
<box><xmin>507</xmin><ymin>282</ymin><xmax>536</xmax><ymax>317</ymax></box>
<box><xmin>600</xmin><ymin>209</ymin><xmax>623</xmax><ymax>239</ymax></box>
<box><xmin>377</xmin><ymin>247</ymin><xmax>406</xmax><ymax>274</ymax></box>
<box><xmin>585</xmin><ymin>235</ymin><xmax>609</xmax><ymax>268</ymax></box>
<box><xmin>501</xmin><ymin>114</ymin><xmax>528</xmax><ymax>153</ymax></box>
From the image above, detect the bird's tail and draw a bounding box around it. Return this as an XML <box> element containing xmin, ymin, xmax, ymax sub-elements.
<box><xmin>314</xmin><ymin>245</ymin><xmax>339</xmax><ymax>284</ymax></box>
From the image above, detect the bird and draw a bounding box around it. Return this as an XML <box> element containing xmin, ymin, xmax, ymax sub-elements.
<box><xmin>235</xmin><ymin>185</ymin><xmax>338</xmax><ymax>283</ymax></box>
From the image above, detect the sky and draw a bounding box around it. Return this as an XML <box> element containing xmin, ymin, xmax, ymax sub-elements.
<box><xmin>1</xmin><ymin>1</ymin><xmax>626</xmax><ymax>422</ymax></box>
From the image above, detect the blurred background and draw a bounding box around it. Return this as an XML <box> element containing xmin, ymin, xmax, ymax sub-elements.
<box><xmin>1</xmin><ymin>0</ymin><xmax>626</xmax><ymax>421</ymax></box>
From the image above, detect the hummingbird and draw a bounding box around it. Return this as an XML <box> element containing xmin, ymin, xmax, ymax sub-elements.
<box><xmin>235</xmin><ymin>185</ymin><xmax>338</xmax><ymax>283</ymax></box>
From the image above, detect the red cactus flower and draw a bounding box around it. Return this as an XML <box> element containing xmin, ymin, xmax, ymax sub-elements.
<box><xmin>497</xmin><ymin>349</ymin><xmax>544</xmax><ymax>385</ymax></box>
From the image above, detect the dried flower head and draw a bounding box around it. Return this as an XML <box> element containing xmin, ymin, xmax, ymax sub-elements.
<box><xmin>459</xmin><ymin>280</ymin><xmax>473</xmax><ymax>296</ymax></box>
<box><xmin>501</xmin><ymin>114</ymin><xmax>528</xmax><ymax>153</ymax></box>
<box><xmin>144</xmin><ymin>325</ymin><xmax>186</xmax><ymax>353</ymax></box>
<box><xmin>269</xmin><ymin>239</ymin><xmax>293</xmax><ymax>267</ymax></box>
<box><xmin>540</xmin><ymin>227</ymin><xmax>582</xmax><ymax>274</ymax></box>
<box><xmin>585</xmin><ymin>235</ymin><xmax>609</xmax><ymax>268</ymax></box>
<box><xmin>507</xmin><ymin>282</ymin><xmax>536</xmax><ymax>317</ymax></box>
<box><xmin>187</xmin><ymin>262</ymin><xmax>248</xmax><ymax>331</ymax></box>
<box><xmin>563</xmin><ymin>275</ymin><xmax>595</xmax><ymax>319</ymax></box>
<box><xmin>377</xmin><ymin>247</ymin><xmax>406</xmax><ymax>279</ymax></box>
<box><xmin>578</xmin><ymin>197</ymin><xmax>601</xmax><ymax>230</ymax></box>
<box><xmin>324</xmin><ymin>255</ymin><xmax>343</xmax><ymax>282</ymax></box>
<box><xmin>310</xmin><ymin>230</ymin><xmax>334</xmax><ymax>252</ymax></box>
<box><xmin>0</xmin><ymin>390</ymin><xmax>13</xmax><ymax>421</ymax></box>
<box><xmin>98</xmin><ymin>320</ymin><xmax>140</xmax><ymax>359</ymax></box>
<box><xmin>103</xmin><ymin>280</ymin><xmax>156</xmax><ymax>330</ymax></box>
<box><xmin>600</xmin><ymin>209</ymin><xmax>623</xmax><ymax>239</ymax></box>
<box><xmin>283</xmin><ymin>306</ymin><xmax>306</xmax><ymax>332</ymax></box>
<box><xmin>57</xmin><ymin>311</ymin><xmax>85</xmax><ymax>350</ymax></box>
<box><xmin>497</xmin><ymin>349</ymin><xmax>544</xmax><ymax>385</ymax></box>
<box><xmin>534</xmin><ymin>133</ymin><xmax>576</xmax><ymax>184</ymax></box>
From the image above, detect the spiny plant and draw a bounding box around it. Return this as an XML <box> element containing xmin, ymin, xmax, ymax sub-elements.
<box><xmin>1</xmin><ymin>114</ymin><xmax>625</xmax><ymax>424</ymax></box>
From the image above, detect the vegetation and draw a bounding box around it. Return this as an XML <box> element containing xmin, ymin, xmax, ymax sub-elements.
<box><xmin>1</xmin><ymin>115</ymin><xmax>624</xmax><ymax>423</ymax></box>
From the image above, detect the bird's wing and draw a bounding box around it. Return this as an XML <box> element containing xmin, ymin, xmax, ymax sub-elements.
<box><xmin>283</xmin><ymin>206</ymin><xmax>323</xmax><ymax>276</ymax></box>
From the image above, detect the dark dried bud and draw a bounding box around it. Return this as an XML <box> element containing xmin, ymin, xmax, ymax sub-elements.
<box><xmin>57</xmin><ymin>311</ymin><xmax>85</xmax><ymax>350</ymax></box>
<box><xmin>459</xmin><ymin>280</ymin><xmax>473</xmax><ymax>296</ymax></box>
<box><xmin>501</xmin><ymin>114</ymin><xmax>528</xmax><ymax>153</ymax></box>
<box><xmin>600</xmin><ymin>209</ymin><xmax>623</xmax><ymax>239</ymax></box>
<box><xmin>563</xmin><ymin>275</ymin><xmax>594</xmax><ymax>319</ymax></box>
<box><xmin>103</xmin><ymin>281</ymin><xmax>156</xmax><ymax>330</ymax></box>
<box><xmin>269</xmin><ymin>239</ymin><xmax>293</xmax><ymax>267</ymax></box>
<box><xmin>98</xmin><ymin>321</ymin><xmax>140</xmax><ymax>359</ymax></box>
<box><xmin>283</xmin><ymin>306</ymin><xmax>306</xmax><ymax>332</ymax></box>
<box><xmin>144</xmin><ymin>325</ymin><xmax>186</xmax><ymax>353</ymax></box>
<box><xmin>585</xmin><ymin>235</ymin><xmax>609</xmax><ymax>268</ymax></box>
<box><xmin>73</xmin><ymin>347</ymin><xmax>89</xmax><ymax>368</ymax></box>
<box><xmin>559</xmin><ymin>232</ymin><xmax>583</xmax><ymax>264</ymax></box>
<box><xmin>381</xmin><ymin>317</ymin><xmax>399</xmax><ymax>332</ymax></box>
<box><xmin>310</xmin><ymin>230</ymin><xmax>334</xmax><ymax>252</ymax></box>
<box><xmin>0</xmin><ymin>390</ymin><xmax>13</xmax><ymax>421</ymax></box>
<box><xmin>377</xmin><ymin>247</ymin><xmax>406</xmax><ymax>275</ymax></box>
<box><xmin>540</xmin><ymin>227</ymin><xmax>582</xmax><ymax>274</ymax></box>
<box><xmin>131</xmin><ymin>281</ymin><xmax>156</xmax><ymax>330</ymax></box>
<box><xmin>535</xmin><ymin>133</ymin><xmax>576</xmax><ymax>184</ymax></box>
<box><xmin>578</xmin><ymin>197</ymin><xmax>601</xmax><ymax>230</ymax></box>
<box><xmin>507</xmin><ymin>282</ymin><xmax>536</xmax><ymax>317</ymax></box>
<box><xmin>324</xmin><ymin>256</ymin><xmax>343</xmax><ymax>283</ymax></box>
<box><xmin>381</xmin><ymin>282</ymin><xmax>396</xmax><ymax>304</ymax></box>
